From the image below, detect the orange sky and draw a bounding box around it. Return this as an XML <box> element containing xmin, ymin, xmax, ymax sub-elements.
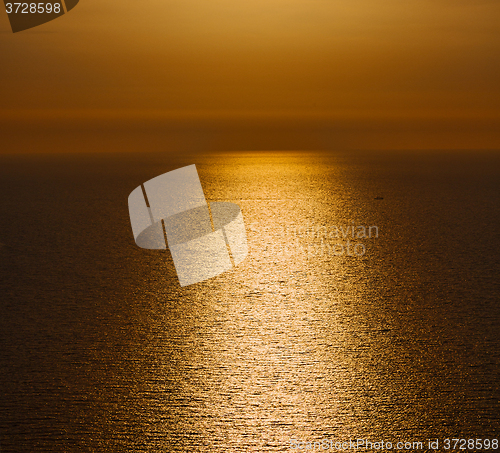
<box><xmin>1</xmin><ymin>0</ymin><xmax>500</xmax><ymax>151</ymax></box>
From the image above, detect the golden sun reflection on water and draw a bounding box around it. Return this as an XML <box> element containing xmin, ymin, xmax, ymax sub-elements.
<box><xmin>136</xmin><ymin>152</ymin><xmax>401</xmax><ymax>449</ymax></box>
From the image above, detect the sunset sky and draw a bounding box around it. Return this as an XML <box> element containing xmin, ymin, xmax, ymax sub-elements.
<box><xmin>1</xmin><ymin>0</ymin><xmax>500</xmax><ymax>151</ymax></box>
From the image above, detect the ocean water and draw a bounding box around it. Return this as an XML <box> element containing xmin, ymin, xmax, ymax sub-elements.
<box><xmin>0</xmin><ymin>150</ymin><xmax>499</xmax><ymax>452</ymax></box>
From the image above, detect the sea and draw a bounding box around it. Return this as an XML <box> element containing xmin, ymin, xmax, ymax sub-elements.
<box><xmin>0</xmin><ymin>149</ymin><xmax>499</xmax><ymax>452</ymax></box>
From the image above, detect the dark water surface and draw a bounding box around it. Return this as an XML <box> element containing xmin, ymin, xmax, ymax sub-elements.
<box><xmin>0</xmin><ymin>150</ymin><xmax>499</xmax><ymax>452</ymax></box>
